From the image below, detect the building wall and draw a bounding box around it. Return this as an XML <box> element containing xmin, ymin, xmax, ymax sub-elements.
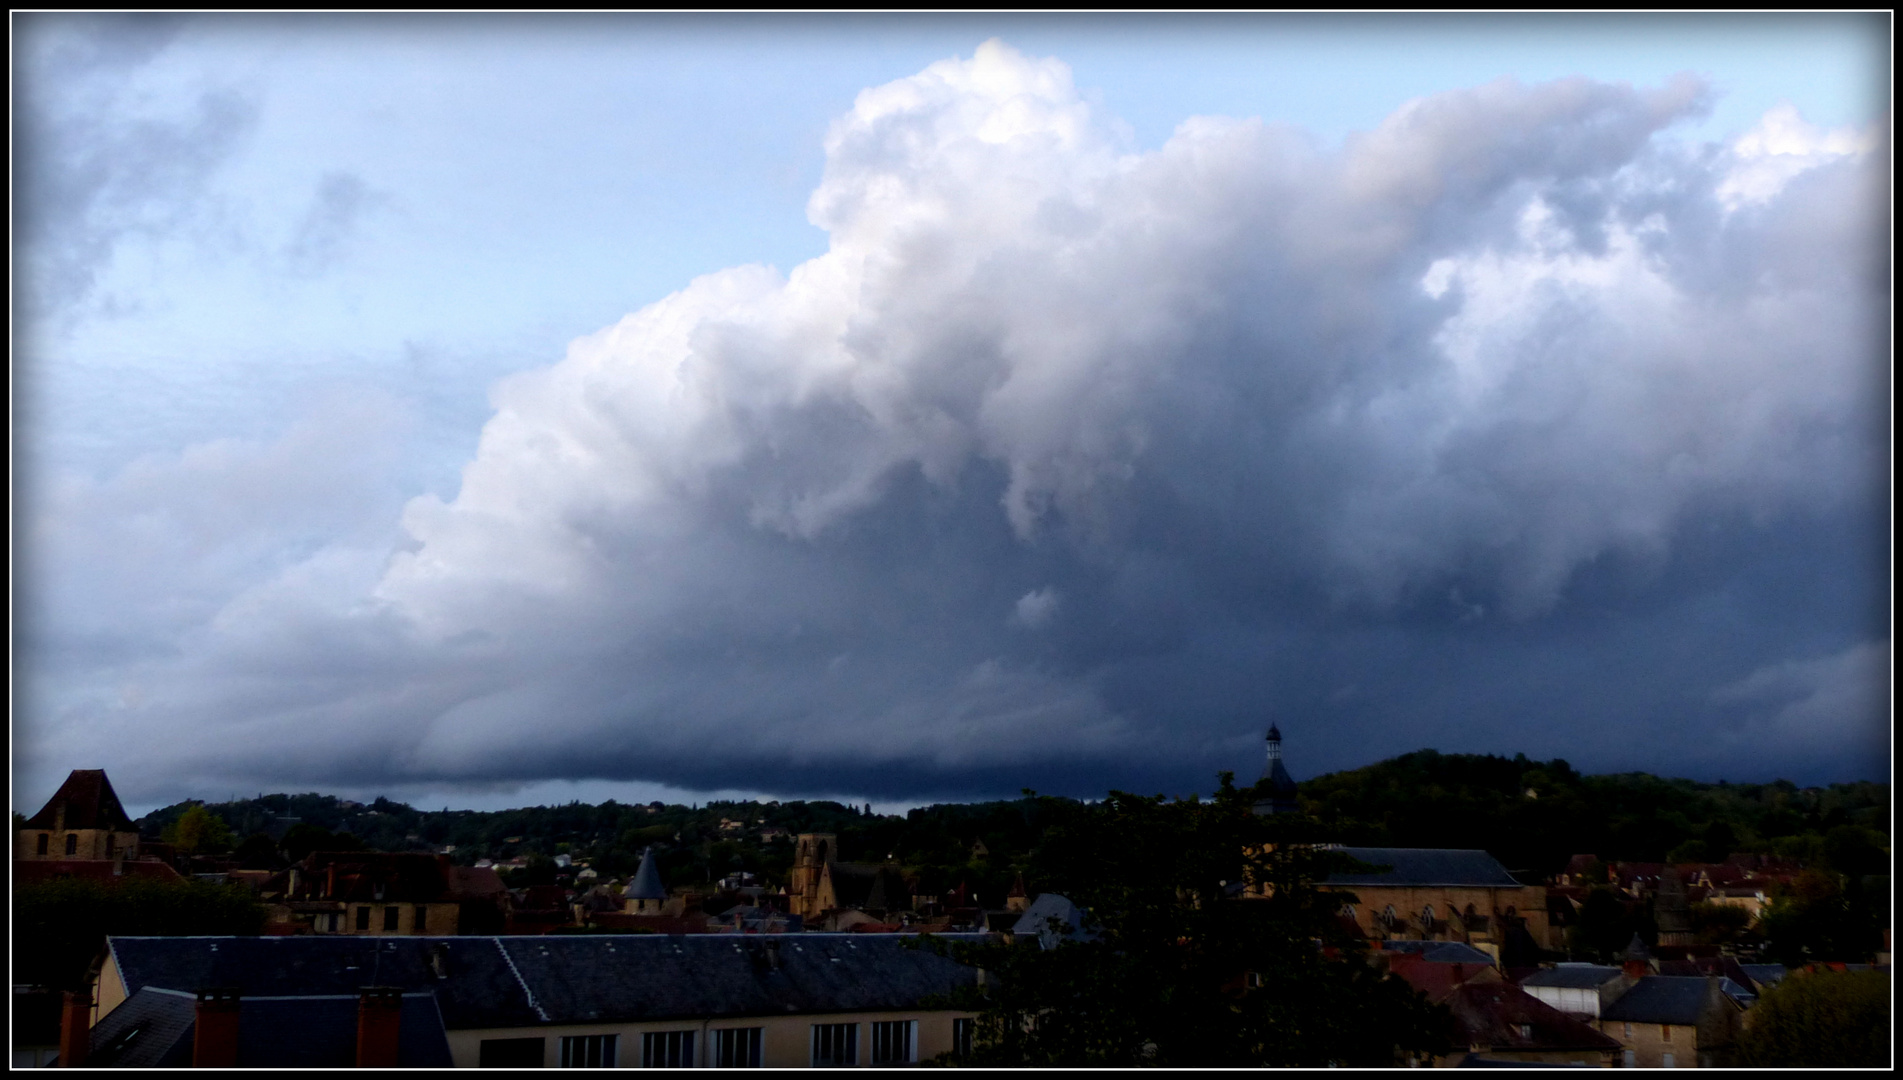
<box><xmin>445</xmin><ymin>1009</ymin><xmax>979</xmax><ymax>1068</ymax></box>
<box><xmin>1598</xmin><ymin>1019</ymin><xmax>1705</xmax><ymax>1069</ymax></box>
<box><xmin>16</xmin><ymin>828</ymin><xmax>140</xmax><ymax>862</ymax></box>
<box><xmin>1431</xmin><ymin>1048</ymin><xmax>1614</xmax><ymax>1068</ymax></box>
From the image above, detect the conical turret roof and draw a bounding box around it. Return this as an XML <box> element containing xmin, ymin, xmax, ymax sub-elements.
<box><xmin>627</xmin><ymin>847</ymin><xmax>668</xmax><ymax>901</ymax></box>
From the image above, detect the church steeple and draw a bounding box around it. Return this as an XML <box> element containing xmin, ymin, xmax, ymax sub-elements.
<box><xmin>1254</xmin><ymin>723</ymin><xmax>1300</xmax><ymax>816</ymax></box>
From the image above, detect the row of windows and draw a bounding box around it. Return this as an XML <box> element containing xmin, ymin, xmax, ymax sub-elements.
<box><xmin>479</xmin><ymin>1019</ymin><xmax>975</xmax><ymax>1068</ymax></box>
<box><xmin>35</xmin><ymin>833</ymin><xmax>119</xmax><ymax>856</ymax></box>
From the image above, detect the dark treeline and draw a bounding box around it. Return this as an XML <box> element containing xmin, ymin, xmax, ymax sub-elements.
<box><xmin>1299</xmin><ymin>750</ymin><xmax>1889</xmax><ymax>880</ymax></box>
<box><xmin>133</xmin><ymin>750</ymin><xmax>1887</xmax><ymax>901</ymax></box>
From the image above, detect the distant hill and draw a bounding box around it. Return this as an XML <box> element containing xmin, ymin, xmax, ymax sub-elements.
<box><xmin>1295</xmin><ymin>749</ymin><xmax>1889</xmax><ymax>880</ymax></box>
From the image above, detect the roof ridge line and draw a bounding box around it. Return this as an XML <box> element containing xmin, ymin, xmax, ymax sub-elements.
<box><xmin>493</xmin><ymin>939</ymin><xmax>550</xmax><ymax>1022</ymax></box>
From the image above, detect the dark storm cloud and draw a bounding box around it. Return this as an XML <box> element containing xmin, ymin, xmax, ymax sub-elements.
<box><xmin>22</xmin><ymin>42</ymin><xmax>1888</xmax><ymax>808</ymax></box>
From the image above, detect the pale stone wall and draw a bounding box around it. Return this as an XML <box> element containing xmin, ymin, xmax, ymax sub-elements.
<box><xmin>16</xmin><ymin>828</ymin><xmax>140</xmax><ymax>861</ymax></box>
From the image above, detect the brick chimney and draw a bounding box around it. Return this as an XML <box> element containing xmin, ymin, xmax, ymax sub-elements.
<box><xmin>193</xmin><ymin>988</ymin><xmax>242</xmax><ymax>1067</ymax></box>
<box><xmin>356</xmin><ymin>987</ymin><xmax>403</xmax><ymax>1067</ymax></box>
<box><xmin>57</xmin><ymin>989</ymin><xmax>90</xmax><ymax>1068</ymax></box>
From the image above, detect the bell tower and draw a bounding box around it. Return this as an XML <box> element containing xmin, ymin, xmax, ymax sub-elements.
<box><xmin>1253</xmin><ymin>724</ymin><xmax>1300</xmax><ymax>816</ymax></box>
<box><xmin>790</xmin><ymin>833</ymin><xmax>836</xmax><ymax>918</ymax></box>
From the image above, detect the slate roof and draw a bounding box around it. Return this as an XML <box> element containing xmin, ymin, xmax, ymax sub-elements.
<box><xmin>1739</xmin><ymin>964</ymin><xmax>1789</xmax><ymax>990</ymax></box>
<box><xmin>1599</xmin><ymin>976</ymin><xmax>1728</xmax><ymax>1025</ymax></box>
<box><xmin>1010</xmin><ymin>894</ymin><xmax>1095</xmax><ymax>950</ymax></box>
<box><xmin>24</xmin><ymin>769</ymin><xmax>137</xmax><ymax>831</ymax></box>
<box><xmin>107</xmin><ymin>937</ymin><xmax>544</xmax><ymax>1030</ymax></box>
<box><xmin>626</xmin><ymin>849</ymin><xmax>667</xmax><ymax>901</ymax></box>
<box><xmin>1325</xmin><ymin>848</ymin><xmax>1524</xmax><ymax>888</ymax></box>
<box><xmin>105</xmin><ymin>933</ymin><xmax>988</xmax><ymax>1029</ymax></box>
<box><xmin>1519</xmin><ymin>965</ymin><xmax>1626</xmax><ymax>990</ymax></box>
<box><xmin>85</xmin><ymin>986</ymin><xmax>453</xmax><ymax>1067</ymax></box>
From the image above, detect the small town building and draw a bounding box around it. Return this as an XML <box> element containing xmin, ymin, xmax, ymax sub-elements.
<box><xmin>85</xmin><ymin>933</ymin><xmax>986</xmax><ymax>1067</ymax></box>
<box><xmin>1597</xmin><ymin>975</ymin><xmax>1746</xmax><ymax>1069</ymax></box>
<box><xmin>257</xmin><ymin>851</ymin><xmax>507</xmax><ymax>936</ymax></box>
<box><xmin>1320</xmin><ymin>847</ymin><xmax>1554</xmax><ymax>960</ymax></box>
<box><xmin>17</xmin><ymin>770</ymin><xmax>144</xmax><ymax>864</ymax></box>
<box><xmin>1517</xmin><ymin>964</ymin><xmax>1633</xmax><ymax>1020</ymax></box>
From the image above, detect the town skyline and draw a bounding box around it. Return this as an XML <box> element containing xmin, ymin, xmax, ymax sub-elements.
<box><xmin>14</xmin><ymin>14</ymin><xmax>1891</xmax><ymax>818</ymax></box>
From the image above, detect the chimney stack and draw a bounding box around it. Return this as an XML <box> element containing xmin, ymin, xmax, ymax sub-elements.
<box><xmin>356</xmin><ymin>987</ymin><xmax>403</xmax><ymax>1067</ymax></box>
<box><xmin>57</xmin><ymin>990</ymin><xmax>90</xmax><ymax>1068</ymax></box>
<box><xmin>193</xmin><ymin>988</ymin><xmax>242</xmax><ymax>1067</ymax></box>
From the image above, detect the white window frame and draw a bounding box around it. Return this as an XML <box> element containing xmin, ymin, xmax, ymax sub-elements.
<box><xmin>811</xmin><ymin>1022</ymin><xmax>858</xmax><ymax>1067</ymax></box>
<box><xmin>560</xmin><ymin>1033</ymin><xmax>619</xmax><ymax>1068</ymax></box>
<box><xmin>711</xmin><ymin>1027</ymin><xmax>763</xmax><ymax>1068</ymax></box>
<box><xmin>641</xmin><ymin>1029</ymin><xmax>695</xmax><ymax>1068</ymax></box>
<box><xmin>870</xmin><ymin>1020</ymin><xmax>918</xmax><ymax>1065</ymax></box>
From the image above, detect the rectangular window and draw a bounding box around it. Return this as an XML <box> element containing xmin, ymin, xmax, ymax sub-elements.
<box><xmin>641</xmin><ymin>1031</ymin><xmax>694</xmax><ymax>1068</ymax></box>
<box><xmin>356</xmin><ymin>906</ymin><xmax>371</xmax><ymax>931</ymax></box>
<box><xmin>415</xmin><ymin>905</ymin><xmax>429</xmax><ymax>932</ymax></box>
<box><xmin>1623</xmin><ymin>1050</ymin><xmax>1637</xmax><ymax>1068</ymax></box>
<box><xmin>1623</xmin><ymin>1022</ymin><xmax>1632</xmax><ymax>1040</ymax></box>
<box><xmin>1662</xmin><ymin>1052</ymin><xmax>1676</xmax><ymax>1068</ymax></box>
<box><xmin>560</xmin><ymin>1034</ymin><xmax>618</xmax><ymax>1068</ymax></box>
<box><xmin>478</xmin><ymin>1037</ymin><xmax>545</xmax><ymax>1068</ymax></box>
<box><xmin>1662</xmin><ymin>1024</ymin><xmax>1672</xmax><ymax>1042</ymax></box>
<box><xmin>712</xmin><ymin>1027</ymin><xmax>762</xmax><ymax>1068</ymax></box>
<box><xmin>37</xmin><ymin>834</ymin><xmax>48</xmax><ymax>855</ymax></box>
<box><xmin>383</xmin><ymin>905</ymin><xmax>401</xmax><ymax>931</ymax></box>
<box><xmin>811</xmin><ymin>1023</ymin><xmax>857</xmax><ymax>1067</ymax></box>
<box><xmin>953</xmin><ymin>1018</ymin><xmax>975</xmax><ymax>1060</ymax></box>
<box><xmin>871</xmin><ymin>1020</ymin><xmax>917</xmax><ymax>1065</ymax></box>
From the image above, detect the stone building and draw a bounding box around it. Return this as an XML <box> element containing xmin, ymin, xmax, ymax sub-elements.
<box><xmin>18</xmin><ymin>769</ymin><xmax>142</xmax><ymax>863</ymax></box>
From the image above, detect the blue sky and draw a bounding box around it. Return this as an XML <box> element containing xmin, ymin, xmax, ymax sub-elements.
<box><xmin>13</xmin><ymin>14</ymin><xmax>1891</xmax><ymax>816</ymax></box>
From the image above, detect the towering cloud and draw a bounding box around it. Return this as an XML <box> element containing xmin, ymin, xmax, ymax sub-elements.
<box><xmin>23</xmin><ymin>42</ymin><xmax>1888</xmax><ymax>805</ymax></box>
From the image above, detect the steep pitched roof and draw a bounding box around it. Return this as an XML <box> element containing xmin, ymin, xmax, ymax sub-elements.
<box><xmin>1326</xmin><ymin>848</ymin><xmax>1524</xmax><ymax>888</ymax></box>
<box><xmin>626</xmin><ymin>848</ymin><xmax>667</xmax><ymax>901</ymax></box>
<box><xmin>1440</xmin><ymin>982</ymin><xmax>1623</xmax><ymax>1054</ymax></box>
<box><xmin>104</xmin><ymin>934</ymin><xmax>989</xmax><ymax>1029</ymax></box>
<box><xmin>1600</xmin><ymin>976</ymin><xmax>1730</xmax><ymax>1026</ymax></box>
<box><xmin>24</xmin><ymin>770</ymin><xmax>137</xmax><ymax>831</ymax></box>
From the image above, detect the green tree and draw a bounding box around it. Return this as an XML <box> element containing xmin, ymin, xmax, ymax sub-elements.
<box><xmin>1740</xmin><ymin>970</ymin><xmax>1890</xmax><ymax>1067</ymax></box>
<box><xmin>13</xmin><ymin>877</ymin><xmax>265</xmax><ymax>991</ymax></box>
<box><xmin>1759</xmin><ymin>870</ymin><xmax>1882</xmax><ymax>965</ymax></box>
<box><xmin>160</xmin><ymin>804</ymin><xmax>235</xmax><ymax>855</ymax></box>
<box><xmin>923</xmin><ymin>775</ymin><xmax>1446</xmax><ymax>1067</ymax></box>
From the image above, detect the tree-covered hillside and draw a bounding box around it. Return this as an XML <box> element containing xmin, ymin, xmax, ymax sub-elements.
<box><xmin>1296</xmin><ymin>749</ymin><xmax>1889</xmax><ymax>880</ymax></box>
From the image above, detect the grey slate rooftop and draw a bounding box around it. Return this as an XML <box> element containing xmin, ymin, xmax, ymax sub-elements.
<box><xmin>1326</xmin><ymin>848</ymin><xmax>1524</xmax><ymax>888</ymax></box>
<box><xmin>105</xmin><ymin>933</ymin><xmax>988</xmax><ymax>1030</ymax></box>
<box><xmin>86</xmin><ymin>987</ymin><xmax>452</xmax><ymax>1067</ymax></box>
<box><xmin>1519</xmin><ymin>965</ymin><xmax>1627</xmax><ymax>989</ymax></box>
<box><xmin>1599</xmin><ymin>976</ymin><xmax>1728</xmax><ymax>1026</ymax></box>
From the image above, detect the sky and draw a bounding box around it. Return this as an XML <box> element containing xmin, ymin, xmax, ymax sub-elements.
<box><xmin>12</xmin><ymin>13</ymin><xmax>1892</xmax><ymax>818</ymax></box>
